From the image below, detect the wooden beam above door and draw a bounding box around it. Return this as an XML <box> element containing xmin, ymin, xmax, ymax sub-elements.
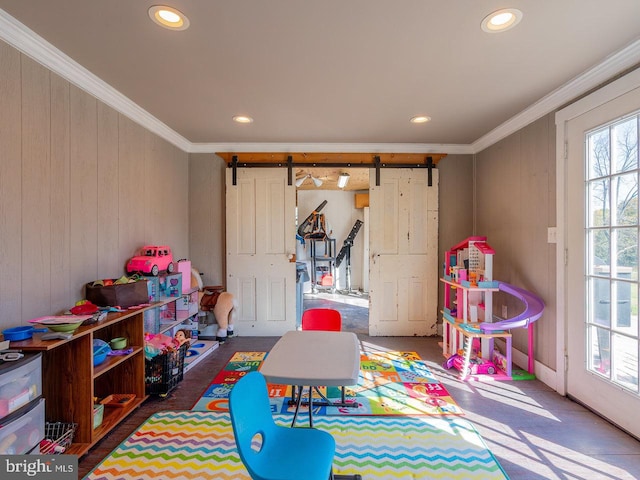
<box><xmin>217</xmin><ymin>152</ymin><xmax>447</xmax><ymax>190</ymax></box>
<box><xmin>216</xmin><ymin>152</ymin><xmax>447</xmax><ymax>165</ymax></box>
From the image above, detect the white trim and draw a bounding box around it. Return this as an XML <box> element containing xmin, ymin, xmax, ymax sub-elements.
<box><xmin>192</xmin><ymin>142</ymin><xmax>473</xmax><ymax>155</ymax></box>
<box><xmin>473</xmin><ymin>38</ymin><xmax>640</xmax><ymax>153</ymax></box>
<box><xmin>2</xmin><ymin>7</ymin><xmax>640</xmax><ymax>155</ymax></box>
<box><xmin>555</xmin><ymin>67</ymin><xmax>640</xmax><ymax>397</ymax></box>
<box><xmin>554</xmin><ymin>117</ymin><xmax>568</xmax><ymax>396</ymax></box>
<box><xmin>556</xmin><ymin>67</ymin><xmax>640</xmax><ymax>123</ymax></box>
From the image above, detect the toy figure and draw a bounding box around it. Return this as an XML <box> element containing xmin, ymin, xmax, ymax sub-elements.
<box><xmin>213</xmin><ymin>292</ymin><xmax>236</xmax><ymax>343</ymax></box>
<box><xmin>174</xmin><ymin>328</ymin><xmax>191</xmax><ymax>347</ymax></box>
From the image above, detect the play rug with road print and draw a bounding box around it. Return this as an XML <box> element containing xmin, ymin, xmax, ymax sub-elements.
<box><xmin>191</xmin><ymin>350</ymin><xmax>463</xmax><ymax>416</ymax></box>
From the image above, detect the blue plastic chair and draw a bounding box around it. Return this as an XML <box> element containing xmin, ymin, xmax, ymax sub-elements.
<box><xmin>229</xmin><ymin>371</ymin><xmax>336</xmax><ymax>480</ymax></box>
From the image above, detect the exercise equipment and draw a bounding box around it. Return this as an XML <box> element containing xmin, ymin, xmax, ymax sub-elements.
<box><xmin>336</xmin><ymin>220</ymin><xmax>363</xmax><ymax>293</ymax></box>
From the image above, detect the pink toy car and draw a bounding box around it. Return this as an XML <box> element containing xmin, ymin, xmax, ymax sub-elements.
<box><xmin>451</xmin><ymin>355</ymin><xmax>497</xmax><ymax>375</ymax></box>
<box><xmin>126</xmin><ymin>245</ymin><xmax>174</xmax><ymax>276</ymax></box>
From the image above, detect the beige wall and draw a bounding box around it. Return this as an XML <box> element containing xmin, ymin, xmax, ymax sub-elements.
<box><xmin>437</xmin><ymin>154</ymin><xmax>475</xmax><ymax>318</ymax></box>
<box><xmin>0</xmin><ymin>40</ymin><xmax>189</xmax><ymax>328</ymax></box>
<box><xmin>188</xmin><ymin>153</ymin><xmax>226</xmax><ymax>287</ymax></box>
<box><xmin>475</xmin><ymin>112</ymin><xmax>557</xmax><ymax>370</ymax></box>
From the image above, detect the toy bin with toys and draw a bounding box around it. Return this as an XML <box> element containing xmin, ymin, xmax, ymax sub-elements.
<box><xmin>144</xmin><ymin>339</ymin><xmax>188</xmax><ymax>396</ymax></box>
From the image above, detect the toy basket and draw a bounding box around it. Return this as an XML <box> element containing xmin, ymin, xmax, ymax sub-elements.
<box><xmin>41</xmin><ymin>422</ymin><xmax>77</xmax><ymax>454</ymax></box>
<box><xmin>145</xmin><ymin>343</ymin><xmax>187</xmax><ymax>396</ymax></box>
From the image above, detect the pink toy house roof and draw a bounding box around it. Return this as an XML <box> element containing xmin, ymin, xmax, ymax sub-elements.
<box><xmin>473</xmin><ymin>242</ymin><xmax>495</xmax><ymax>255</ymax></box>
<box><xmin>449</xmin><ymin>236</ymin><xmax>493</xmax><ymax>254</ymax></box>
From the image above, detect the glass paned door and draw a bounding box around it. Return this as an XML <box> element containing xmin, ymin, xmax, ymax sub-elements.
<box><xmin>585</xmin><ymin>117</ymin><xmax>639</xmax><ymax>393</ymax></box>
<box><xmin>562</xmin><ymin>73</ymin><xmax>640</xmax><ymax>439</ymax></box>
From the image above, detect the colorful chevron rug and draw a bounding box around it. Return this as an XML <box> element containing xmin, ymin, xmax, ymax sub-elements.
<box><xmin>85</xmin><ymin>410</ymin><xmax>508</xmax><ymax>479</ymax></box>
<box><xmin>191</xmin><ymin>350</ymin><xmax>463</xmax><ymax>415</ymax></box>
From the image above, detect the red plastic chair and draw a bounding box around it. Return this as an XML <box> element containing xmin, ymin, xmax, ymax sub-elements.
<box><xmin>301</xmin><ymin>308</ymin><xmax>344</xmax><ymax>406</ymax></box>
<box><xmin>301</xmin><ymin>308</ymin><xmax>342</xmax><ymax>332</ymax></box>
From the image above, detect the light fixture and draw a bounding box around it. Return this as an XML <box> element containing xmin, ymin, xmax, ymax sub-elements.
<box><xmin>233</xmin><ymin>115</ymin><xmax>254</xmax><ymax>124</ymax></box>
<box><xmin>337</xmin><ymin>173</ymin><xmax>350</xmax><ymax>189</ymax></box>
<box><xmin>410</xmin><ymin>115</ymin><xmax>431</xmax><ymax>124</ymax></box>
<box><xmin>481</xmin><ymin>8</ymin><xmax>523</xmax><ymax>33</ymax></box>
<box><xmin>148</xmin><ymin>5</ymin><xmax>190</xmax><ymax>31</ymax></box>
<box><xmin>295</xmin><ymin>174</ymin><xmax>323</xmax><ymax>188</ymax></box>
<box><xmin>295</xmin><ymin>175</ymin><xmax>308</xmax><ymax>187</ymax></box>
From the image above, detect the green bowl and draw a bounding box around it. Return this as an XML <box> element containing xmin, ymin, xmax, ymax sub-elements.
<box><xmin>110</xmin><ymin>337</ymin><xmax>127</xmax><ymax>349</ymax></box>
<box><xmin>38</xmin><ymin>321</ymin><xmax>84</xmax><ymax>333</ymax></box>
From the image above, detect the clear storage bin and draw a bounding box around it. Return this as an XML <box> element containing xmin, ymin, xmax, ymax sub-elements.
<box><xmin>0</xmin><ymin>397</ymin><xmax>45</xmax><ymax>455</ymax></box>
<box><xmin>0</xmin><ymin>353</ymin><xmax>42</xmax><ymax>421</ymax></box>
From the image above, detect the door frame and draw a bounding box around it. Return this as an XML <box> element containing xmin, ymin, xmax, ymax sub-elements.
<box><xmin>556</xmin><ymin>67</ymin><xmax>640</xmax><ymax>396</ymax></box>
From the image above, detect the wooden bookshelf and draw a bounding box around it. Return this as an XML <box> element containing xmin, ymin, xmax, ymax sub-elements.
<box><xmin>11</xmin><ymin>303</ymin><xmax>171</xmax><ymax>456</ymax></box>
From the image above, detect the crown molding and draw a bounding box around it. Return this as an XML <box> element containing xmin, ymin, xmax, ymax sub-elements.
<box><xmin>0</xmin><ymin>9</ymin><xmax>192</xmax><ymax>152</ymax></box>
<box><xmin>188</xmin><ymin>142</ymin><xmax>474</xmax><ymax>155</ymax></box>
<box><xmin>471</xmin><ymin>37</ymin><xmax>640</xmax><ymax>153</ymax></box>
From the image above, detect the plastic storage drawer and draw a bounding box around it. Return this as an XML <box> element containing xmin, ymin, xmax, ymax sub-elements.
<box><xmin>0</xmin><ymin>353</ymin><xmax>42</xmax><ymax>422</ymax></box>
<box><xmin>0</xmin><ymin>397</ymin><xmax>45</xmax><ymax>454</ymax></box>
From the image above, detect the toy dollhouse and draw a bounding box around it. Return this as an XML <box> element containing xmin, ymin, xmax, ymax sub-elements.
<box><xmin>441</xmin><ymin>236</ymin><xmax>544</xmax><ymax>381</ymax></box>
<box><xmin>441</xmin><ymin>236</ymin><xmax>503</xmax><ymax>379</ymax></box>
<box><xmin>442</xmin><ymin>236</ymin><xmax>498</xmax><ymax>324</ymax></box>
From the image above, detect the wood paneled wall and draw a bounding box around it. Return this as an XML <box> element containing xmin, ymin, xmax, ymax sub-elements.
<box><xmin>436</xmin><ymin>154</ymin><xmax>475</xmax><ymax>318</ymax></box>
<box><xmin>0</xmin><ymin>41</ymin><xmax>189</xmax><ymax>328</ymax></box>
<box><xmin>475</xmin><ymin>113</ymin><xmax>557</xmax><ymax>370</ymax></box>
<box><xmin>188</xmin><ymin>153</ymin><xmax>226</xmax><ymax>287</ymax></box>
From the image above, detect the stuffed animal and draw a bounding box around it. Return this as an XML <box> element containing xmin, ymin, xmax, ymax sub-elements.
<box><xmin>213</xmin><ymin>292</ymin><xmax>236</xmax><ymax>343</ymax></box>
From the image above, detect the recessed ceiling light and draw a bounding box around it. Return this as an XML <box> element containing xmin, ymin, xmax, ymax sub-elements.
<box><xmin>233</xmin><ymin>115</ymin><xmax>254</xmax><ymax>124</ymax></box>
<box><xmin>148</xmin><ymin>5</ymin><xmax>190</xmax><ymax>31</ymax></box>
<box><xmin>410</xmin><ymin>115</ymin><xmax>431</xmax><ymax>124</ymax></box>
<box><xmin>481</xmin><ymin>8</ymin><xmax>523</xmax><ymax>33</ymax></box>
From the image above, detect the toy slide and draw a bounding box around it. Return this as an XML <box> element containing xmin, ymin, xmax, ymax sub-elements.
<box><xmin>443</xmin><ymin>282</ymin><xmax>545</xmax><ymax>379</ymax></box>
<box><xmin>482</xmin><ymin>282</ymin><xmax>544</xmax><ymax>375</ymax></box>
<box><xmin>479</xmin><ymin>282</ymin><xmax>545</xmax><ymax>332</ymax></box>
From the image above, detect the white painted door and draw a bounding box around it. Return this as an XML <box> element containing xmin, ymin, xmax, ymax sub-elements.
<box><xmin>226</xmin><ymin>168</ymin><xmax>296</xmax><ymax>336</ymax></box>
<box><xmin>369</xmin><ymin>168</ymin><xmax>439</xmax><ymax>336</ymax></box>
<box><xmin>562</xmin><ymin>71</ymin><xmax>640</xmax><ymax>438</ymax></box>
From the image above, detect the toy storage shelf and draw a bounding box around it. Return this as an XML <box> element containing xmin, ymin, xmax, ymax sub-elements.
<box><xmin>152</xmin><ymin>287</ymin><xmax>199</xmax><ymax>336</ymax></box>
<box><xmin>6</xmin><ymin>301</ymin><xmax>174</xmax><ymax>457</ymax></box>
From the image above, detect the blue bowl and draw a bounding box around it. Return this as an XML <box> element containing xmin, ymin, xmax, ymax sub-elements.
<box><xmin>93</xmin><ymin>351</ymin><xmax>107</xmax><ymax>366</ymax></box>
<box><xmin>93</xmin><ymin>339</ymin><xmax>110</xmax><ymax>366</ymax></box>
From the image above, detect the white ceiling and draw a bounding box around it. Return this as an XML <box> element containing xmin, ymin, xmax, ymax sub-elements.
<box><xmin>1</xmin><ymin>1</ymin><xmax>640</xmax><ymax>154</ymax></box>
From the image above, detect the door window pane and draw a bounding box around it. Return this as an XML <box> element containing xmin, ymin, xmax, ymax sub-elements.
<box><xmin>588</xmin><ymin>178</ymin><xmax>610</xmax><ymax>227</ymax></box>
<box><xmin>589</xmin><ymin>277</ymin><xmax>611</xmax><ymax>328</ymax></box>
<box><xmin>589</xmin><ymin>325</ymin><xmax>610</xmax><ymax>376</ymax></box>
<box><xmin>612</xmin><ymin>117</ymin><xmax>638</xmax><ymax>173</ymax></box>
<box><xmin>589</xmin><ymin>229</ymin><xmax>610</xmax><ymax>275</ymax></box>
<box><xmin>588</xmin><ymin>127</ymin><xmax>610</xmax><ymax>179</ymax></box>
<box><xmin>612</xmin><ymin>333</ymin><xmax>638</xmax><ymax>392</ymax></box>
<box><xmin>614</xmin><ymin>227</ymin><xmax>637</xmax><ymax>281</ymax></box>
<box><xmin>611</xmin><ymin>173</ymin><xmax>637</xmax><ymax>226</ymax></box>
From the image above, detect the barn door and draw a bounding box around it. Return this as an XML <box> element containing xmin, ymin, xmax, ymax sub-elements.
<box><xmin>368</xmin><ymin>168</ymin><xmax>439</xmax><ymax>336</ymax></box>
<box><xmin>226</xmin><ymin>168</ymin><xmax>296</xmax><ymax>336</ymax></box>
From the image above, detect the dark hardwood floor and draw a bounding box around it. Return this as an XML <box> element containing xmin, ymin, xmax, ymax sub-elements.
<box><xmin>78</xmin><ymin>314</ymin><xmax>640</xmax><ymax>479</ymax></box>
